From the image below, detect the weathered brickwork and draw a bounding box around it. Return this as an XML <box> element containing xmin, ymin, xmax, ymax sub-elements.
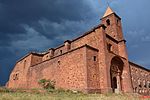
<box><xmin>129</xmin><ymin>62</ymin><xmax>150</xmax><ymax>95</ymax></box>
<box><xmin>7</xmin><ymin>7</ymin><xmax>150</xmax><ymax>94</ymax></box>
<box><xmin>28</xmin><ymin>45</ymin><xmax>89</xmax><ymax>92</ymax></box>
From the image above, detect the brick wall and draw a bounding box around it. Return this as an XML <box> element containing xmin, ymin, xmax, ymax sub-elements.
<box><xmin>130</xmin><ymin>62</ymin><xmax>150</xmax><ymax>95</ymax></box>
<box><xmin>86</xmin><ymin>47</ymin><xmax>100</xmax><ymax>93</ymax></box>
<box><xmin>7</xmin><ymin>54</ymin><xmax>32</xmax><ymax>88</ymax></box>
<box><xmin>27</xmin><ymin>45</ymin><xmax>99</xmax><ymax>92</ymax></box>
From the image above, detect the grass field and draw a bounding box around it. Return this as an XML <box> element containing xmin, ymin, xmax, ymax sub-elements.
<box><xmin>0</xmin><ymin>87</ymin><xmax>148</xmax><ymax>100</ymax></box>
<box><xmin>0</xmin><ymin>92</ymin><xmax>143</xmax><ymax>100</ymax></box>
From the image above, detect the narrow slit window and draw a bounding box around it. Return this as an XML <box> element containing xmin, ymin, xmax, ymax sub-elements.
<box><xmin>93</xmin><ymin>56</ymin><xmax>97</xmax><ymax>61</ymax></box>
<box><xmin>58</xmin><ymin>61</ymin><xmax>60</xmax><ymax>65</ymax></box>
<box><xmin>24</xmin><ymin>60</ymin><xmax>26</xmax><ymax>69</ymax></box>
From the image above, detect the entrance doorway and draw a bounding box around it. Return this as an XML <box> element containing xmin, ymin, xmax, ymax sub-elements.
<box><xmin>110</xmin><ymin>57</ymin><xmax>124</xmax><ymax>93</ymax></box>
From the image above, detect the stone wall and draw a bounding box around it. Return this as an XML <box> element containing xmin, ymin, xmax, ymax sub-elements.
<box><xmin>31</xmin><ymin>54</ymin><xmax>43</xmax><ymax>66</ymax></box>
<box><xmin>37</xmin><ymin>25</ymin><xmax>105</xmax><ymax>64</ymax></box>
<box><xmin>8</xmin><ymin>54</ymin><xmax>32</xmax><ymax>88</ymax></box>
<box><xmin>86</xmin><ymin>47</ymin><xmax>100</xmax><ymax>93</ymax></box>
<box><xmin>129</xmin><ymin>62</ymin><xmax>150</xmax><ymax>95</ymax></box>
<box><xmin>27</xmin><ymin>45</ymin><xmax>99</xmax><ymax>92</ymax></box>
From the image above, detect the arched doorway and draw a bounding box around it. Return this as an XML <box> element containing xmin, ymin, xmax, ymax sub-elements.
<box><xmin>110</xmin><ymin>56</ymin><xmax>124</xmax><ymax>93</ymax></box>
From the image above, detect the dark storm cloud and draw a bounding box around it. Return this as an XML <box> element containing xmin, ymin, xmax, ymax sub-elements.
<box><xmin>0</xmin><ymin>0</ymin><xmax>96</xmax><ymax>49</ymax></box>
<box><xmin>0</xmin><ymin>0</ymin><xmax>97</xmax><ymax>85</ymax></box>
<box><xmin>0</xmin><ymin>0</ymin><xmax>99</xmax><ymax>51</ymax></box>
<box><xmin>0</xmin><ymin>0</ymin><xmax>92</xmax><ymax>34</ymax></box>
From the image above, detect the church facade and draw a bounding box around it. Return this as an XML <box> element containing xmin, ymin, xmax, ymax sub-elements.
<box><xmin>7</xmin><ymin>7</ymin><xmax>150</xmax><ymax>94</ymax></box>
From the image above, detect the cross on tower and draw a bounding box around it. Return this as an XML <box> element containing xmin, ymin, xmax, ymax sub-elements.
<box><xmin>107</xmin><ymin>1</ymin><xmax>110</xmax><ymax>7</ymax></box>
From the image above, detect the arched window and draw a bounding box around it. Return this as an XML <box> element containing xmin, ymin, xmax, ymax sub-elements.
<box><xmin>106</xmin><ymin>19</ymin><xmax>110</xmax><ymax>26</ymax></box>
<box><xmin>135</xmin><ymin>87</ymin><xmax>138</xmax><ymax>93</ymax></box>
<box><xmin>138</xmin><ymin>79</ymin><xmax>142</xmax><ymax>88</ymax></box>
<box><xmin>135</xmin><ymin>69</ymin><xmax>138</xmax><ymax>73</ymax></box>
<box><xmin>143</xmin><ymin>80</ymin><xmax>146</xmax><ymax>88</ymax></box>
<box><xmin>147</xmin><ymin>81</ymin><xmax>150</xmax><ymax>88</ymax></box>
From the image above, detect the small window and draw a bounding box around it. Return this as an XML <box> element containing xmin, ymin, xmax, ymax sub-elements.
<box><xmin>93</xmin><ymin>56</ymin><xmax>97</xmax><ymax>61</ymax></box>
<box><xmin>135</xmin><ymin>69</ymin><xmax>138</xmax><ymax>73</ymax></box>
<box><xmin>13</xmin><ymin>73</ymin><xmax>19</xmax><ymax>80</ymax></box>
<box><xmin>58</xmin><ymin>61</ymin><xmax>60</xmax><ymax>65</ymax></box>
<box><xmin>46</xmin><ymin>55</ymin><xmax>49</xmax><ymax>58</ymax></box>
<box><xmin>131</xmin><ymin>68</ymin><xmax>134</xmax><ymax>71</ymax></box>
<box><xmin>117</xmin><ymin>19</ymin><xmax>119</xmax><ymax>24</ymax></box>
<box><xmin>117</xmin><ymin>19</ymin><xmax>119</xmax><ymax>23</ymax></box>
<box><xmin>106</xmin><ymin>19</ymin><xmax>110</xmax><ymax>26</ymax></box>
<box><xmin>117</xmin><ymin>19</ymin><xmax>120</xmax><ymax>26</ymax></box>
<box><xmin>60</xmin><ymin>50</ymin><xmax>62</xmax><ymax>54</ymax></box>
<box><xmin>107</xmin><ymin>44</ymin><xmax>112</xmax><ymax>52</ymax></box>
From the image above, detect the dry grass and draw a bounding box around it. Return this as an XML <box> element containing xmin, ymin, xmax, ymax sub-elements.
<box><xmin>0</xmin><ymin>92</ymin><xmax>145</xmax><ymax>100</ymax></box>
<box><xmin>0</xmin><ymin>87</ymin><xmax>148</xmax><ymax>100</ymax></box>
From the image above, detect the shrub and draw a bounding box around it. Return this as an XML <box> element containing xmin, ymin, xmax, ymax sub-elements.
<box><xmin>38</xmin><ymin>79</ymin><xmax>55</xmax><ymax>90</ymax></box>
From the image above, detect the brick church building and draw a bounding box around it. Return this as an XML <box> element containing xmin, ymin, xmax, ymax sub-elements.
<box><xmin>7</xmin><ymin>7</ymin><xmax>150</xmax><ymax>94</ymax></box>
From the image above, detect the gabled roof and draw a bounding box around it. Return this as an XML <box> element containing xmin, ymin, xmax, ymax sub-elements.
<box><xmin>103</xmin><ymin>6</ymin><xmax>114</xmax><ymax>18</ymax></box>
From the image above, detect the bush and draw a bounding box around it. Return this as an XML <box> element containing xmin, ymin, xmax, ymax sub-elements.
<box><xmin>38</xmin><ymin>79</ymin><xmax>83</xmax><ymax>94</ymax></box>
<box><xmin>38</xmin><ymin>79</ymin><xmax>55</xmax><ymax>90</ymax></box>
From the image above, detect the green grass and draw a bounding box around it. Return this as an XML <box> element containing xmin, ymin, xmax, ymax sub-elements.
<box><xmin>0</xmin><ymin>87</ymin><xmax>148</xmax><ymax>100</ymax></box>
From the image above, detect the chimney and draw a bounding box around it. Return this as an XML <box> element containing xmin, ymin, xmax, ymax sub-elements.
<box><xmin>49</xmin><ymin>48</ymin><xmax>55</xmax><ymax>58</ymax></box>
<box><xmin>64</xmin><ymin>40</ymin><xmax>71</xmax><ymax>52</ymax></box>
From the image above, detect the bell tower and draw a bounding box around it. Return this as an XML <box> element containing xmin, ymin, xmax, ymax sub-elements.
<box><xmin>101</xmin><ymin>6</ymin><xmax>128</xmax><ymax>58</ymax></box>
<box><xmin>100</xmin><ymin>7</ymin><xmax>133</xmax><ymax>93</ymax></box>
<box><xmin>101</xmin><ymin>7</ymin><xmax>124</xmax><ymax>41</ymax></box>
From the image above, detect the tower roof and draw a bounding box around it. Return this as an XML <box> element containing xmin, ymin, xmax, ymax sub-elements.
<box><xmin>103</xmin><ymin>6</ymin><xmax>114</xmax><ymax>18</ymax></box>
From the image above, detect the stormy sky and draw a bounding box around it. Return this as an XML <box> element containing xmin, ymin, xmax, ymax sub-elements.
<box><xmin>0</xmin><ymin>0</ymin><xmax>150</xmax><ymax>85</ymax></box>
